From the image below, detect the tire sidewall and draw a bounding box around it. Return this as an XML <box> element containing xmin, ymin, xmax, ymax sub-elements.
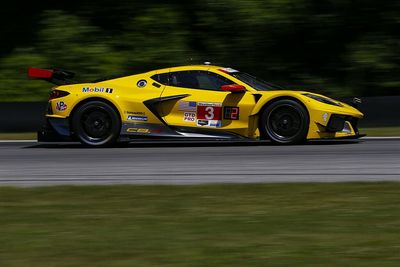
<box><xmin>260</xmin><ymin>99</ymin><xmax>309</xmax><ymax>144</ymax></box>
<box><xmin>72</xmin><ymin>101</ymin><xmax>120</xmax><ymax>146</ymax></box>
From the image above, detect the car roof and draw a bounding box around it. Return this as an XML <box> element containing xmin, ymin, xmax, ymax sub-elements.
<box><xmin>153</xmin><ymin>65</ymin><xmax>226</xmax><ymax>73</ymax></box>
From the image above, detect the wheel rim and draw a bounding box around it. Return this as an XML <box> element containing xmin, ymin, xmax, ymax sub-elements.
<box><xmin>267</xmin><ymin>104</ymin><xmax>303</xmax><ymax>140</ymax></box>
<box><xmin>80</xmin><ymin>108</ymin><xmax>112</xmax><ymax>141</ymax></box>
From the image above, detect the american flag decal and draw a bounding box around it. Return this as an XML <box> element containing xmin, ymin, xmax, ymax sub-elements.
<box><xmin>178</xmin><ymin>101</ymin><xmax>197</xmax><ymax>111</ymax></box>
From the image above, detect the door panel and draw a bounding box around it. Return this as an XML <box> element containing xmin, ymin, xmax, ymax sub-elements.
<box><xmin>160</xmin><ymin>86</ymin><xmax>256</xmax><ymax>137</ymax></box>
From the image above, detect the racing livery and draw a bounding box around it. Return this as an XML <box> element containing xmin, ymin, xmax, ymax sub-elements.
<box><xmin>28</xmin><ymin>65</ymin><xmax>364</xmax><ymax>146</ymax></box>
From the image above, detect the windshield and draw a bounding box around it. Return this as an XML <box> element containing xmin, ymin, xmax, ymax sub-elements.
<box><xmin>224</xmin><ymin>70</ymin><xmax>284</xmax><ymax>91</ymax></box>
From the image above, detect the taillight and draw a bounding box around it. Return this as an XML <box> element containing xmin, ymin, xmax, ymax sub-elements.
<box><xmin>49</xmin><ymin>90</ymin><xmax>70</xmax><ymax>100</ymax></box>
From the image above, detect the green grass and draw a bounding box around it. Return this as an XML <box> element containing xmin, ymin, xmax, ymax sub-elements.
<box><xmin>0</xmin><ymin>132</ymin><xmax>36</xmax><ymax>140</ymax></box>
<box><xmin>360</xmin><ymin>127</ymin><xmax>400</xmax><ymax>137</ymax></box>
<box><xmin>1</xmin><ymin>183</ymin><xmax>400</xmax><ymax>266</ymax></box>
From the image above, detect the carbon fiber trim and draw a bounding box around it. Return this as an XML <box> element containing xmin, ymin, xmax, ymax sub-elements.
<box><xmin>143</xmin><ymin>94</ymin><xmax>190</xmax><ymax>125</ymax></box>
<box><xmin>37</xmin><ymin>118</ymin><xmax>72</xmax><ymax>142</ymax></box>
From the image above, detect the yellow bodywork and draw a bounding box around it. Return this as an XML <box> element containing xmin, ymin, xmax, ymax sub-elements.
<box><xmin>46</xmin><ymin>65</ymin><xmax>363</xmax><ymax>140</ymax></box>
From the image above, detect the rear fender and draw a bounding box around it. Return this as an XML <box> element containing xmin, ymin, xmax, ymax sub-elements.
<box><xmin>68</xmin><ymin>95</ymin><xmax>124</xmax><ymax>122</ymax></box>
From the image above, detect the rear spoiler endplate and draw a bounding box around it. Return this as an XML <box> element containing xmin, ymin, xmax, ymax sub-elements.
<box><xmin>28</xmin><ymin>67</ymin><xmax>76</xmax><ymax>85</ymax></box>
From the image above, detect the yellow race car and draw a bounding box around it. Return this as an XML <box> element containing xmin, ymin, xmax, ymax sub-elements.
<box><xmin>28</xmin><ymin>64</ymin><xmax>364</xmax><ymax>146</ymax></box>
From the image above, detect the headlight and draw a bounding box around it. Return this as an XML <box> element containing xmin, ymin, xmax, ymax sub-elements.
<box><xmin>303</xmin><ymin>93</ymin><xmax>343</xmax><ymax>107</ymax></box>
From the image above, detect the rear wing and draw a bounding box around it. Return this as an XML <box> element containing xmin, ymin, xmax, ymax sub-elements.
<box><xmin>28</xmin><ymin>67</ymin><xmax>76</xmax><ymax>85</ymax></box>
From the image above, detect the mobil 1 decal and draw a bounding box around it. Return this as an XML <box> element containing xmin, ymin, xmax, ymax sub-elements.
<box><xmin>196</xmin><ymin>102</ymin><xmax>222</xmax><ymax>128</ymax></box>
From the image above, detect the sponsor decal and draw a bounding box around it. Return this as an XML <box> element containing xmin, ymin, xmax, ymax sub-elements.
<box><xmin>198</xmin><ymin>102</ymin><xmax>222</xmax><ymax>107</ymax></box>
<box><xmin>219</xmin><ymin>67</ymin><xmax>239</xmax><ymax>73</ymax></box>
<box><xmin>137</xmin><ymin>80</ymin><xmax>147</xmax><ymax>88</ymax></box>
<box><xmin>323</xmin><ymin>113</ymin><xmax>329</xmax><ymax>122</ymax></box>
<box><xmin>197</xmin><ymin>102</ymin><xmax>222</xmax><ymax>127</ymax></box>
<box><xmin>183</xmin><ymin>112</ymin><xmax>196</xmax><ymax>122</ymax></box>
<box><xmin>197</xmin><ymin>102</ymin><xmax>222</xmax><ymax>120</ymax></box>
<box><xmin>82</xmin><ymin>87</ymin><xmax>113</xmax><ymax>93</ymax></box>
<box><xmin>55</xmin><ymin>101</ymin><xmax>67</xmax><ymax>111</ymax></box>
<box><xmin>196</xmin><ymin>119</ymin><xmax>221</xmax><ymax>127</ymax></box>
<box><xmin>125</xmin><ymin>111</ymin><xmax>145</xmax><ymax>115</ymax></box>
<box><xmin>197</xmin><ymin>120</ymin><xmax>209</xmax><ymax>126</ymax></box>
<box><xmin>127</xmin><ymin>115</ymin><xmax>148</xmax><ymax>121</ymax></box>
<box><xmin>127</xmin><ymin>128</ymin><xmax>150</xmax><ymax>133</ymax></box>
<box><xmin>209</xmin><ymin>120</ymin><xmax>222</xmax><ymax>127</ymax></box>
<box><xmin>179</xmin><ymin>101</ymin><xmax>197</xmax><ymax>111</ymax></box>
<box><xmin>224</xmin><ymin>107</ymin><xmax>240</xmax><ymax>120</ymax></box>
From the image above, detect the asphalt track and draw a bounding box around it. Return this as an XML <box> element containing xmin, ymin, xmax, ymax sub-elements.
<box><xmin>0</xmin><ymin>139</ymin><xmax>399</xmax><ymax>186</ymax></box>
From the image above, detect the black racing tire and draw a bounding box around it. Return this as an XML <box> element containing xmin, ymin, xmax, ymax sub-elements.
<box><xmin>260</xmin><ymin>99</ymin><xmax>309</xmax><ymax>145</ymax></box>
<box><xmin>71</xmin><ymin>101</ymin><xmax>120</xmax><ymax>146</ymax></box>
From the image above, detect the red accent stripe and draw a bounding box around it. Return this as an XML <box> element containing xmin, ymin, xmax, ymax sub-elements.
<box><xmin>28</xmin><ymin>67</ymin><xmax>53</xmax><ymax>79</ymax></box>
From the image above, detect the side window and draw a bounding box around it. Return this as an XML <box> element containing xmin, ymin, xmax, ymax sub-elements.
<box><xmin>151</xmin><ymin>73</ymin><xmax>169</xmax><ymax>85</ymax></box>
<box><xmin>169</xmin><ymin>71</ymin><xmax>234</xmax><ymax>91</ymax></box>
<box><xmin>170</xmin><ymin>71</ymin><xmax>199</xmax><ymax>88</ymax></box>
<box><xmin>198</xmin><ymin>71</ymin><xmax>234</xmax><ymax>91</ymax></box>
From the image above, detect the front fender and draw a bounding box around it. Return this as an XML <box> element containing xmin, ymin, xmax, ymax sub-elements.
<box><xmin>250</xmin><ymin>91</ymin><xmax>364</xmax><ymax>139</ymax></box>
<box><xmin>250</xmin><ymin>91</ymin><xmax>310</xmax><ymax>116</ymax></box>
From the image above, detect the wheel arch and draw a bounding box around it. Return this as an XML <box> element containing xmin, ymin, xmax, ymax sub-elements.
<box><xmin>256</xmin><ymin>96</ymin><xmax>309</xmax><ymax>119</ymax></box>
<box><xmin>69</xmin><ymin>97</ymin><xmax>123</xmax><ymax>133</ymax></box>
<box><xmin>255</xmin><ymin>96</ymin><xmax>310</xmax><ymax>140</ymax></box>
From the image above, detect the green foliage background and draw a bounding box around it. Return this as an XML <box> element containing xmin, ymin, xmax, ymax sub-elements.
<box><xmin>1</xmin><ymin>1</ymin><xmax>400</xmax><ymax>101</ymax></box>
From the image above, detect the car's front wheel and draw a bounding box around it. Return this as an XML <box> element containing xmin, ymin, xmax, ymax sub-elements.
<box><xmin>72</xmin><ymin>101</ymin><xmax>120</xmax><ymax>146</ymax></box>
<box><xmin>260</xmin><ymin>99</ymin><xmax>309</xmax><ymax>145</ymax></box>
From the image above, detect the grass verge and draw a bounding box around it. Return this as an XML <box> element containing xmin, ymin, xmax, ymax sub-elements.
<box><xmin>0</xmin><ymin>132</ymin><xmax>36</xmax><ymax>140</ymax></box>
<box><xmin>360</xmin><ymin>127</ymin><xmax>400</xmax><ymax>137</ymax></box>
<box><xmin>1</xmin><ymin>183</ymin><xmax>400</xmax><ymax>266</ymax></box>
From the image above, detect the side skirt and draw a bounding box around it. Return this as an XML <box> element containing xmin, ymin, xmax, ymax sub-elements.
<box><xmin>120</xmin><ymin>122</ymin><xmax>247</xmax><ymax>141</ymax></box>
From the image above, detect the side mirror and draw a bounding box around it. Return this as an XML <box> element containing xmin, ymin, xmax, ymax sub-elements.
<box><xmin>221</xmin><ymin>84</ymin><xmax>246</xmax><ymax>93</ymax></box>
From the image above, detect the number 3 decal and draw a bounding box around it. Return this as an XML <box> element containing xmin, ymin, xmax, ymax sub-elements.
<box><xmin>205</xmin><ymin>106</ymin><xmax>214</xmax><ymax>119</ymax></box>
<box><xmin>197</xmin><ymin>104</ymin><xmax>222</xmax><ymax>120</ymax></box>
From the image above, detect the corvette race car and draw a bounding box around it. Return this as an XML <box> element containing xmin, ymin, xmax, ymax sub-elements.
<box><xmin>28</xmin><ymin>64</ymin><xmax>364</xmax><ymax>146</ymax></box>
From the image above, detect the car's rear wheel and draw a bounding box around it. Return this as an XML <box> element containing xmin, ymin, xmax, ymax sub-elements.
<box><xmin>260</xmin><ymin>99</ymin><xmax>309</xmax><ymax>144</ymax></box>
<box><xmin>72</xmin><ymin>101</ymin><xmax>120</xmax><ymax>146</ymax></box>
